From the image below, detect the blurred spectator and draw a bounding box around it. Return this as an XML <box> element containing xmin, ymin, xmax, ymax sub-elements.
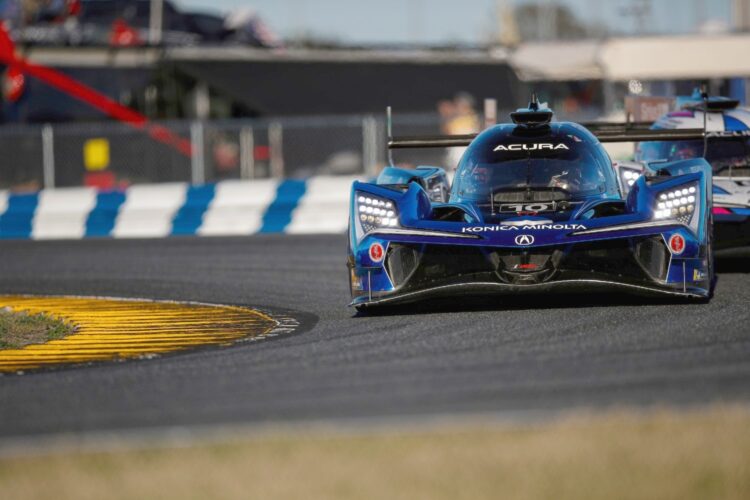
<box><xmin>224</xmin><ymin>8</ymin><xmax>282</xmax><ymax>47</ymax></box>
<box><xmin>441</xmin><ymin>92</ymin><xmax>480</xmax><ymax>170</ymax></box>
<box><xmin>211</xmin><ymin>133</ymin><xmax>240</xmax><ymax>179</ymax></box>
<box><xmin>109</xmin><ymin>17</ymin><xmax>140</xmax><ymax>46</ymax></box>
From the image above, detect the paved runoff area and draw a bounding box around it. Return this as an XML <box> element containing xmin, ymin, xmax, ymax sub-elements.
<box><xmin>0</xmin><ymin>235</ymin><xmax>749</xmax><ymax>438</ymax></box>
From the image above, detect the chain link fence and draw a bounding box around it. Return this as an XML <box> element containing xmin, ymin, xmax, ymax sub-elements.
<box><xmin>0</xmin><ymin>125</ymin><xmax>46</xmax><ymax>191</ymax></box>
<box><xmin>0</xmin><ymin>114</ymin><xmax>431</xmax><ymax>190</ymax></box>
<box><xmin>51</xmin><ymin>121</ymin><xmax>195</xmax><ymax>188</ymax></box>
<box><xmin>5</xmin><ymin>109</ymin><xmax>598</xmax><ymax>190</ymax></box>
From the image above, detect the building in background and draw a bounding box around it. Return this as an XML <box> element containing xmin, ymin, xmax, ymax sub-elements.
<box><xmin>1</xmin><ymin>45</ymin><xmax>524</xmax><ymax>123</ymax></box>
<box><xmin>3</xmin><ymin>0</ymin><xmax>748</xmax><ymax>125</ymax></box>
<box><xmin>734</xmin><ymin>0</ymin><xmax>750</xmax><ymax>31</ymax></box>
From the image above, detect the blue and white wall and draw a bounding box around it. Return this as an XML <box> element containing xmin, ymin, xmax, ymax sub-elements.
<box><xmin>0</xmin><ymin>176</ymin><xmax>359</xmax><ymax>240</ymax></box>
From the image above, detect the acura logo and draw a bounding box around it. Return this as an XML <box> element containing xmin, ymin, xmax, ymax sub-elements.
<box><xmin>514</xmin><ymin>234</ymin><xmax>535</xmax><ymax>246</ymax></box>
<box><xmin>494</xmin><ymin>143</ymin><xmax>569</xmax><ymax>152</ymax></box>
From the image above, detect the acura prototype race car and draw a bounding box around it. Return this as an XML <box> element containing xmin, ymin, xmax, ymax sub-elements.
<box><xmin>630</xmin><ymin>94</ymin><xmax>750</xmax><ymax>248</ymax></box>
<box><xmin>348</xmin><ymin>97</ymin><xmax>715</xmax><ymax>309</ymax></box>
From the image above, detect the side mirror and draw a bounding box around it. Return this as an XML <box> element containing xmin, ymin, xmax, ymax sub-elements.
<box><xmin>376</xmin><ymin>166</ymin><xmax>451</xmax><ymax>203</ymax></box>
<box><xmin>419</xmin><ymin>167</ymin><xmax>450</xmax><ymax>203</ymax></box>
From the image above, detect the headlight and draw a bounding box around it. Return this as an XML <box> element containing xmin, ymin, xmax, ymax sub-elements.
<box><xmin>653</xmin><ymin>184</ymin><xmax>698</xmax><ymax>225</ymax></box>
<box><xmin>355</xmin><ymin>192</ymin><xmax>400</xmax><ymax>234</ymax></box>
<box><xmin>620</xmin><ymin>168</ymin><xmax>642</xmax><ymax>188</ymax></box>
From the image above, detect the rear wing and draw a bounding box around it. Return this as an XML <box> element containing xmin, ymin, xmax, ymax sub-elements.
<box><xmin>386</xmin><ymin>126</ymin><xmax>750</xmax><ymax>149</ymax></box>
<box><xmin>386</xmin><ymin>88</ymin><xmax>724</xmax><ymax>152</ymax></box>
<box><xmin>384</xmin><ymin>102</ymin><xmax>710</xmax><ymax>150</ymax></box>
<box><xmin>387</xmin><ymin>127</ymin><xmax>708</xmax><ymax>150</ymax></box>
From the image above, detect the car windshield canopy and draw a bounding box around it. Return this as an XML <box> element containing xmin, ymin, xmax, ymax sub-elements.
<box><xmin>637</xmin><ymin>137</ymin><xmax>750</xmax><ymax>176</ymax></box>
<box><xmin>451</xmin><ymin>124</ymin><xmax>616</xmax><ymax>205</ymax></box>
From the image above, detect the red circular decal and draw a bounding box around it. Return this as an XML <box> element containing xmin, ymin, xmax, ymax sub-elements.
<box><xmin>669</xmin><ymin>234</ymin><xmax>685</xmax><ymax>254</ymax></box>
<box><xmin>369</xmin><ymin>242</ymin><xmax>384</xmax><ymax>262</ymax></box>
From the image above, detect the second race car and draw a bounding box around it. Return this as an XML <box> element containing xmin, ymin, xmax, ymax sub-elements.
<box><xmin>632</xmin><ymin>93</ymin><xmax>750</xmax><ymax>248</ymax></box>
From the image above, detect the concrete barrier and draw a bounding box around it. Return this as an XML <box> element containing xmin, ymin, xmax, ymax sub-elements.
<box><xmin>0</xmin><ymin>176</ymin><xmax>361</xmax><ymax>240</ymax></box>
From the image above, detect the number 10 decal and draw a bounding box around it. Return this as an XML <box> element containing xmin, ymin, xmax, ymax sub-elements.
<box><xmin>495</xmin><ymin>201</ymin><xmax>581</xmax><ymax>213</ymax></box>
<box><xmin>498</xmin><ymin>203</ymin><xmax>552</xmax><ymax>213</ymax></box>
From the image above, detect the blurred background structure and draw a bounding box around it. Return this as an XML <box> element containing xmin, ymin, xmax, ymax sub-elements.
<box><xmin>1</xmin><ymin>0</ymin><xmax>749</xmax><ymax>189</ymax></box>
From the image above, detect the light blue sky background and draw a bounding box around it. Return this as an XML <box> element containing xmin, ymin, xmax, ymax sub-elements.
<box><xmin>175</xmin><ymin>0</ymin><xmax>733</xmax><ymax>45</ymax></box>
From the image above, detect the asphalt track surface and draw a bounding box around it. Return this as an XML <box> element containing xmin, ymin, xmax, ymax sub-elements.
<box><xmin>1</xmin><ymin>235</ymin><xmax>750</xmax><ymax>438</ymax></box>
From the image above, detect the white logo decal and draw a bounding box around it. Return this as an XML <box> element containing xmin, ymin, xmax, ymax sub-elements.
<box><xmin>515</xmin><ymin>234</ymin><xmax>535</xmax><ymax>245</ymax></box>
<box><xmin>501</xmin><ymin>219</ymin><xmax>553</xmax><ymax>227</ymax></box>
<box><xmin>706</xmin><ymin>130</ymin><xmax>750</xmax><ymax>138</ymax></box>
<box><xmin>461</xmin><ymin>223</ymin><xmax>587</xmax><ymax>233</ymax></box>
<box><xmin>494</xmin><ymin>143</ymin><xmax>569</xmax><ymax>152</ymax></box>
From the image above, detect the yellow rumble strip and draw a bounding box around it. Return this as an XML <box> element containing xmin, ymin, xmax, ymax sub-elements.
<box><xmin>0</xmin><ymin>295</ymin><xmax>279</xmax><ymax>373</ymax></box>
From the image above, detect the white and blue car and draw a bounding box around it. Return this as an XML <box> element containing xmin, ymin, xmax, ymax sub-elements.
<box><xmin>633</xmin><ymin>95</ymin><xmax>750</xmax><ymax>248</ymax></box>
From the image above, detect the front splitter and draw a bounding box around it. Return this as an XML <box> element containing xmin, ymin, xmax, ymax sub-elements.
<box><xmin>351</xmin><ymin>279</ymin><xmax>708</xmax><ymax>308</ymax></box>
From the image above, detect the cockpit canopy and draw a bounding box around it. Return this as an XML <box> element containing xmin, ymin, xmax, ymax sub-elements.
<box><xmin>636</xmin><ymin>137</ymin><xmax>750</xmax><ymax>176</ymax></box>
<box><xmin>450</xmin><ymin>123</ymin><xmax>618</xmax><ymax>206</ymax></box>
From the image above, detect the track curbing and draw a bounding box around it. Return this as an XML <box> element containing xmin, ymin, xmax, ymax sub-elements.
<box><xmin>0</xmin><ymin>295</ymin><xmax>286</xmax><ymax>374</ymax></box>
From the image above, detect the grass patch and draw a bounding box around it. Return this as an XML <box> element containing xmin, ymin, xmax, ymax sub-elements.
<box><xmin>0</xmin><ymin>307</ymin><xmax>74</xmax><ymax>349</ymax></box>
<box><xmin>1</xmin><ymin>406</ymin><xmax>749</xmax><ymax>500</ymax></box>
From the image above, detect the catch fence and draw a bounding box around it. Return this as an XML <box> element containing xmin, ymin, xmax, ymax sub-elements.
<box><xmin>0</xmin><ymin>113</ymin><xmax>456</xmax><ymax>190</ymax></box>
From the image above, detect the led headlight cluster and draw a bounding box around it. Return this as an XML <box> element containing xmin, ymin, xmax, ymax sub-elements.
<box><xmin>654</xmin><ymin>185</ymin><xmax>697</xmax><ymax>224</ymax></box>
<box><xmin>356</xmin><ymin>193</ymin><xmax>399</xmax><ymax>233</ymax></box>
<box><xmin>620</xmin><ymin>168</ymin><xmax>641</xmax><ymax>188</ymax></box>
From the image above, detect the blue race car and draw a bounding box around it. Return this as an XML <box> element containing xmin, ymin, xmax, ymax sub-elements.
<box><xmin>348</xmin><ymin>97</ymin><xmax>714</xmax><ymax>309</ymax></box>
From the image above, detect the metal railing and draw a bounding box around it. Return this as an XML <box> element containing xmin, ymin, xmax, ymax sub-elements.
<box><xmin>0</xmin><ymin>113</ymin><xmax>443</xmax><ymax>190</ymax></box>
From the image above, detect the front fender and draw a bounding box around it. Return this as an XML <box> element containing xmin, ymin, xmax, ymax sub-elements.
<box><xmin>349</xmin><ymin>181</ymin><xmax>432</xmax><ymax>248</ymax></box>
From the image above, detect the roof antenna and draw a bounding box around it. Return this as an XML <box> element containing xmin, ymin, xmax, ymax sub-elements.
<box><xmin>700</xmin><ymin>84</ymin><xmax>709</xmax><ymax>158</ymax></box>
<box><xmin>510</xmin><ymin>91</ymin><xmax>553</xmax><ymax>127</ymax></box>
<box><xmin>386</xmin><ymin>106</ymin><xmax>394</xmax><ymax>166</ymax></box>
<box><xmin>529</xmin><ymin>91</ymin><xmax>539</xmax><ymax>111</ymax></box>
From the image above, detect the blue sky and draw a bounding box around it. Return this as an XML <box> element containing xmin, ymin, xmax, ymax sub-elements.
<box><xmin>175</xmin><ymin>0</ymin><xmax>733</xmax><ymax>45</ymax></box>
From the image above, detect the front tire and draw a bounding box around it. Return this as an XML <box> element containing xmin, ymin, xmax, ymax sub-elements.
<box><xmin>707</xmin><ymin>212</ymin><xmax>715</xmax><ymax>298</ymax></box>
